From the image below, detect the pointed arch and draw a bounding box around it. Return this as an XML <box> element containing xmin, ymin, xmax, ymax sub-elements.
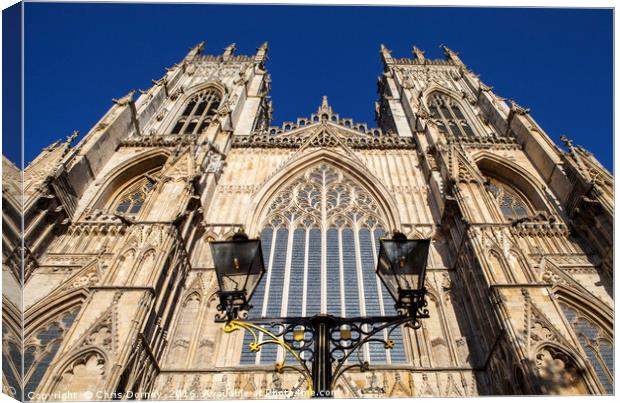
<box><xmin>473</xmin><ymin>152</ymin><xmax>551</xmax><ymax>214</ymax></box>
<box><xmin>131</xmin><ymin>248</ymin><xmax>158</xmax><ymax>286</ymax></box>
<box><xmin>165</xmin><ymin>290</ymin><xmax>202</xmax><ymax>368</ymax></box>
<box><xmin>192</xmin><ymin>292</ymin><xmax>222</xmax><ymax>368</ymax></box>
<box><xmin>487</xmin><ymin>249</ymin><xmax>509</xmax><ymax>283</ymax></box>
<box><xmin>47</xmin><ymin>347</ymin><xmax>109</xmax><ymax>399</ymax></box>
<box><xmin>21</xmin><ymin>290</ymin><xmax>87</xmax><ymax>398</ymax></box>
<box><xmin>241</xmin><ymin>150</ymin><xmax>407</xmax><ymax>366</ymax></box>
<box><xmin>89</xmin><ymin>149</ymin><xmax>170</xmax><ymax>213</ymax></box>
<box><xmin>507</xmin><ymin>249</ymin><xmax>533</xmax><ymax>283</ymax></box>
<box><xmin>553</xmin><ymin>286</ymin><xmax>614</xmax><ymax>393</ymax></box>
<box><xmin>162</xmin><ymin>81</ymin><xmax>227</xmax><ymax>135</ymax></box>
<box><xmin>553</xmin><ymin>285</ymin><xmax>613</xmax><ymax>333</ymax></box>
<box><xmin>422</xmin><ymin>86</ymin><xmax>485</xmax><ymax>137</ymax></box>
<box><xmin>420</xmin><ymin>290</ymin><xmax>452</xmax><ymax>367</ymax></box>
<box><xmin>246</xmin><ymin>148</ymin><xmax>401</xmax><ymax>235</ymax></box>
<box><xmin>112</xmin><ymin>248</ymin><xmax>137</xmax><ymax>286</ymax></box>
<box><xmin>533</xmin><ymin>342</ymin><xmax>594</xmax><ymax>394</ymax></box>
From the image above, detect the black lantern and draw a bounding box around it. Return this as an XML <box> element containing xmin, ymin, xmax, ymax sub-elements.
<box><xmin>209</xmin><ymin>230</ymin><xmax>265</xmax><ymax>320</ymax></box>
<box><xmin>377</xmin><ymin>231</ymin><xmax>430</xmax><ymax>311</ymax></box>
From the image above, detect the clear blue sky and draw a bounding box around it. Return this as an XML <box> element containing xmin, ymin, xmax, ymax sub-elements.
<box><xmin>10</xmin><ymin>3</ymin><xmax>614</xmax><ymax>171</ymax></box>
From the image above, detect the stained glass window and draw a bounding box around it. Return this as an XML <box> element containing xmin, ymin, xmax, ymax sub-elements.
<box><xmin>560</xmin><ymin>302</ymin><xmax>613</xmax><ymax>394</ymax></box>
<box><xmin>428</xmin><ymin>93</ymin><xmax>476</xmax><ymax>138</ymax></box>
<box><xmin>240</xmin><ymin>163</ymin><xmax>406</xmax><ymax>365</ymax></box>
<box><xmin>171</xmin><ymin>88</ymin><xmax>221</xmax><ymax>135</ymax></box>
<box><xmin>485</xmin><ymin>178</ymin><xmax>530</xmax><ymax>220</ymax></box>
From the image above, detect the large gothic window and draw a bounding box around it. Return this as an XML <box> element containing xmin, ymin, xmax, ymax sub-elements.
<box><xmin>240</xmin><ymin>163</ymin><xmax>406</xmax><ymax>365</ymax></box>
<box><xmin>428</xmin><ymin>93</ymin><xmax>475</xmax><ymax>137</ymax></box>
<box><xmin>485</xmin><ymin>178</ymin><xmax>530</xmax><ymax>220</ymax></box>
<box><xmin>171</xmin><ymin>88</ymin><xmax>221</xmax><ymax>135</ymax></box>
<box><xmin>559</xmin><ymin>302</ymin><xmax>614</xmax><ymax>394</ymax></box>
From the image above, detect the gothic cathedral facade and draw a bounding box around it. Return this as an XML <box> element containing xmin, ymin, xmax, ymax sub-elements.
<box><xmin>2</xmin><ymin>42</ymin><xmax>614</xmax><ymax>400</ymax></box>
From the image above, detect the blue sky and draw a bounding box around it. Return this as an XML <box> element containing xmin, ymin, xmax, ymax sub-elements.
<box><xmin>8</xmin><ymin>3</ymin><xmax>614</xmax><ymax>171</ymax></box>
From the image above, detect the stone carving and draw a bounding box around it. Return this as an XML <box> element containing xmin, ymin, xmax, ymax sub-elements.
<box><xmin>206</xmin><ymin>153</ymin><xmax>225</xmax><ymax>174</ymax></box>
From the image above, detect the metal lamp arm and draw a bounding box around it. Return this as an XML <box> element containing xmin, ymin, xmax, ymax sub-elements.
<box><xmin>329</xmin><ymin>315</ymin><xmax>415</xmax><ymax>388</ymax></box>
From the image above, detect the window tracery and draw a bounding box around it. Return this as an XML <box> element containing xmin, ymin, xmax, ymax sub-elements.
<box><xmin>485</xmin><ymin>178</ymin><xmax>530</xmax><ymax>220</ymax></box>
<box><xmin>23</xmin><ymin>307</ymin><xmax>81</xmax><ymax>397</ymax></box>
<box><xmin>2</xmin><ymin>331</ymin><xmax>21</xmax><ymax>399</ymax></box>
<box><xmin>559</xmin><ymin>302</ymin><xmax>613</xmax><ymax>393</ymax></box>
<box><xmin>171</xmin><ymin>88</ymin><xmax>221</xmax><ymax>135</ymax></box>
<box><xmin>54</xmin><ymin>351</ymin><xmax>106</xmax><ymax>400</ymax></box>
<box><xmin>428</xmin><ymin>93</ymin><xmax>475</xmax><ymax>137</ymax></box>
<box><xmin>535</xmin><ymin>346</ymin><xmax>588</xmax><ymax>395</ymax></box>
<box><xmin>112</xmin><ymin>171</ymin><xmax>160</xmax><ymax>216</ymax></box>
<box><xmin>240</xmin><ymin>163</ymin><xmax>406</xmax><ymax>365</ymax></box>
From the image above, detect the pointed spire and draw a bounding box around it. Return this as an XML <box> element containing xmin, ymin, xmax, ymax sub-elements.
<box><xmin>255</xmin><ymin>42</ymin><xmax>268</xmax><ymax>64</ymax></box>
<box><xmin>222</xmin><ymin>43</ymin><xmax>236</xmax><ymax>61</ymax></box>
<box><xmin>440</xmin><ymin>44</ymin><xmax>464</xmax><ymax>66</ymax></box>
<box><xmin>318</xmin><ymin>95</ymin><xmax>333</xmax><ymax>115</ymax></box>
<box><xmin>186</xmin><ymin>41</ymin><xmax>204</xmax><ymax>60</ymax></box>
<box><xmin>380</xmin><ymin>44</ymin><xmax>393</xmax><ymax>66</ymax></box>
<box><xmin>412</xmin><ymin>46</ymin><xmax>425</xmax><ymax>61</ymax></box>
<box><xmin>66</xmin><ymin>130</ymin><xmax>79</xmax><ymax>145</ymax></box>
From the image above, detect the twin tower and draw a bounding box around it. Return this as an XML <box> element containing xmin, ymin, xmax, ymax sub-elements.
<box><xmin>2</xmin><ymin>41</ymin><xmax>613</xmax><ymax>400</ymax></box>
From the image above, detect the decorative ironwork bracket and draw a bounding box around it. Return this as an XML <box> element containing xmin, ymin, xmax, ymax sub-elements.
<box><xmin>220</xmin><ymin>297</ymin><xmax>429</xmax><ymax>398</ymax></box>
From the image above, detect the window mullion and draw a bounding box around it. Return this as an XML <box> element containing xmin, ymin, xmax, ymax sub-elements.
<box><xmin>320</xmin><ymin>178</ymin><xmax>327</xmax><ymax>314</ymax></box>
<box><xmin>280</xmin><ymin>221</ymin><xmax>295</xmax><ymax>317</ymax></box>
<box><xmin>302</xmin><ymin>228</ymin><xmax>310</xmax><ymax>317</ymax></box>
<box><xmin>370</xmin><ymin>227</ymin><xmax>392</xmax><ymax>364</ymax></box>
<box><xmin>352</xmin><ymin>220</ymin><xmax>370</xmax><ymax>362</ymax></box>
<box><xmin>338</xmin><ymin>228</ymin><xmax>346</xmax><ymax>317</ymax></box>
<box><xmin>255</xmin><ymin>227</ymin><xmax>278</xmax><ymax>364</ymax></box>
<box><xmin>195</xmin><ymin>97</ymin><xmax>212</xmax><ymax>135</ymax></box>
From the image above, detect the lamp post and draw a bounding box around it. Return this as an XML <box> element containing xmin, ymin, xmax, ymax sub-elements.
<box><xmin>210</xmin><ymin>230</ymin><xmax>430</xmax><ymax>398</ymax></box>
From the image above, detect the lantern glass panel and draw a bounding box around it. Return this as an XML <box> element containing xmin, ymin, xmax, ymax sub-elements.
<box><xmin>210</xmin><ymin>239</ymin><xmax>265</xmax><ymax>303</ymax></box>
<box><xmin>377</xmin><ymin>238</ymin><xmax>430</xmax><ymax>303</ymax></box>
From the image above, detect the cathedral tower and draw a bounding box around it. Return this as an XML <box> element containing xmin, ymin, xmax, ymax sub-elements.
<box><xmin>2</xmin><ymin>42</ymin><xmax>613</xmax><ymax>400</ymax></box>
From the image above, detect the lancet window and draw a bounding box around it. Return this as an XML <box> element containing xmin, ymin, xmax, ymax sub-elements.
<box><xmin>428</xmin><ymin>93</ymin><xmax>475</xmax><ymax>137</ymax></box>
<box><xmin>240</xmin><ymin>163</ymin><xmax>406</xmax><ymax>365</ymax></box>
<box><xmin>171</xmin><ymin>88</ymin><xmax>221</xmax><ymax>135</ymax></box>
<box><xmin>559</xmin><ymin>302</ymin><xmax>614</xmax><ymax>394</ymax></box>
<box><xmin>485</xmin><ymin>178</ymin><xmax>530</xmax><ymax>220</ymax></box>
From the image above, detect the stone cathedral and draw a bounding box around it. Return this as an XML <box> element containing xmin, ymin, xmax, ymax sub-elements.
<box><xmin>2</xmin><ymin>42</ymin><xmax>614</xmax><ymax>400</ymax></box>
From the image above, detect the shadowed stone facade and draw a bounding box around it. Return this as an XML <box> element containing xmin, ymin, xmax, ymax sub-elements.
<box><xmin>2</xmin><ymin>42</ymin><xmax>614</xmax><ymax>400</ymax></box>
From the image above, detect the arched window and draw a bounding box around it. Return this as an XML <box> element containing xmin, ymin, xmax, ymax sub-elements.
<box><xmin>485</xmin><ymin>178</ymin><xmax>530</xmax><ymax>220</ymax></box>
<box><xmin>428</xmin><ymin>93</ymin><xmax>475</xmax><ymax>137</ymax></box>
<box><xmin>240</xmin><ymin>163</ymin><xmax>406</xmax><ymax>365</ymax></box>
<box><xmin>112</xmin><ymin>170</ymin><xmax>159</xmax><ymax>215</ymax></box>
<box><xmin>23</xmin><ymin>307</ymin><xmax>81</xmax><ymax>397</ymax></box>
<box><xmin>559</xmin><ymin>302</ymin><xmax>613</xmax><ymax>394</ymax></box>
<box><xmin>171</xmin><ymin>88</ymin><xmax>221</xmax><ymax>135</ymax></box>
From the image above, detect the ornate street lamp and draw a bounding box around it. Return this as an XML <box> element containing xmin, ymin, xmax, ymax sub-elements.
<box><xmin>209</xmin><ymin>230</ymin><xmax>265</xmax><ymax>320</ymax></box>
<box><xmin>376</xmin><ymin>232</ymin><xmax>430</xmax><ymax>316</ymax></box>
<box><xmin>209</xmin><ymin>230</ymin><xmax>430</xmax><ymax>398</ymax></box>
